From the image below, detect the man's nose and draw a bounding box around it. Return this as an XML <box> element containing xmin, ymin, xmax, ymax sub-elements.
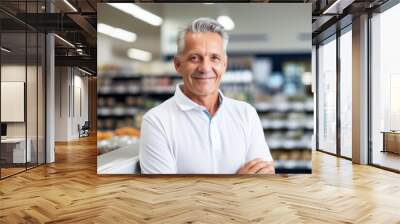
<box><xmin>198</xmin><ymin>58</ymin><xmax>212</xmax><ymax>73</ymax></box>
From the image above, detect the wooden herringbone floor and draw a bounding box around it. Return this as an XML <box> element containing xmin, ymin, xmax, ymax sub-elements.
<box><xmin>0</xmin><ymin>135</ymin><xmax>400</xmax><ymax>224</ymax></box>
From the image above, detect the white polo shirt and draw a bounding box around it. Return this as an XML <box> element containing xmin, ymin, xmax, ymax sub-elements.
<box><xmin>139</xmin><ymin>84</ymin><xmax>273</xmax><ymax>174</ymax></box>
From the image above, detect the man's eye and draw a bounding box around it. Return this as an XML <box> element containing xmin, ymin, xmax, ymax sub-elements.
<box><xmin>211</xmin><ymin>56</ymin><xmax>221</xmax><ymax>62</ymax></box>
<box><xmin>190</xmin><ymin>56</ymin><xmax>199</xmax><ymax>61</ymax></box>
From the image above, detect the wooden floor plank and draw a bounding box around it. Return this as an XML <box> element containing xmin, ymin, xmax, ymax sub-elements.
<box><xmin>0</xmin><ymin>135</ymin><xmax>399</xmax><ymax>223</ymax></box>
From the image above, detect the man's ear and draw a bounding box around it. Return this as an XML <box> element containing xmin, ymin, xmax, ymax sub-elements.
<box><xmin>173</xmin><ymin>56</ymin><xmax>180</xmax><ymax>72</ymax></box>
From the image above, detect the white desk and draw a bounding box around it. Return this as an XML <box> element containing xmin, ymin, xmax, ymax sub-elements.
<box><xmin>1</xmin><ymin>138</ymin><xmax>31</xmax><ymax>163</ymax></box>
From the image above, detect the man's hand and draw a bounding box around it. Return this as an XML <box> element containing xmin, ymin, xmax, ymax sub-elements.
<box><xmin>237</xmin><ymin>158</ymin><xmax>275</xmax><ymax>174</ymax></box>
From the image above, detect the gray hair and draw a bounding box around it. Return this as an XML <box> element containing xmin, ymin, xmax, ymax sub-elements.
<box><xmin>176</xmin><ymin>17</ymin><xmax>229</xmax><ymax>55</ymax></box>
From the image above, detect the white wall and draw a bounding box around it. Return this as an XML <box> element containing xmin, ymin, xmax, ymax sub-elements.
<box><xmin>1</xmin><ymin>65</ymin><xmax>30</xmax><ymax>137</ymax></box>
<box><xmin>1</xmin><ymin>66</ymin><xmax>26</xmax><ymax>131</ymax></box>
<box><xmin>54</xmin><ymin>67</ymin><xmax>89</xmax><ymax>141</ymax></box>
<box><xmin>55</xmin><ymin>67</ymin><xmax>68</xmax><ymax>141</ymax></box>
<box><xmin>1</xmin><ymin>64</ymin><xmax>46</xmax><ymax>163</ymax></box>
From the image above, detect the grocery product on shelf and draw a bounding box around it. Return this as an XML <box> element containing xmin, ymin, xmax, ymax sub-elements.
<box><xmin>114</xmin><ymin>127</ymin><xmax>140</xmax><ymax>137</ymax></box>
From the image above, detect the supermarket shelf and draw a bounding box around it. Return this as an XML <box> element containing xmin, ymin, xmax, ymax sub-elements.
<box><xmin>98</xmin><ymin>107</ymin><xmax>141</xmax><ymax>116</ymax></box>
<box><xmin>142</xmin><ymin>88</ymin><xmax>175</xmax><ymax>95</ymax></box>
<box><xmin>274</xmin><ymin>160</ymin><xmax>312</xmax><ymax>174</ymax></box>
<box><xmin>257</xmin><ymin>108</ymin><xmax>314</xmax><ymax>113</ymax></box>
<box><xmin>98</xmin><ymin>91</ymin><xmax>141</xmax><ymax>96</ymax></box>
<box><xmin>267</xmin><ymin>138</ymin><xmax>311</xmax><ymax>150</ymax></box>
<box><xmin>221</xmin><ymin>71</ymin><xmax>253</xmax><ymax>84</ymax></box>
<box><xmin>98</xmin><ymin>90</ymin><xmax>176</xmax><ymax>96</ymax></box>
<box><xmin>264</xmin><ymin>127</ymin><xmax>314</xmax><ymax>132</ymax></box>
<box><xmin>99</xmin><ymin>73</ymin><xmax>181</xmax><ymax>79</ymax></box>
<box><xmin>275</xmin><ymin>167</ymin><xmax>312</xmax><ymax>174</ymax></box>
<box><xmin>270</xmin><ymin>147</ymin><xmax>311</xmax><ymax>151</ymax></box>
<box><xmin>255</xmin><ymin>102</ymin><xmax>314</xmax><ymax>113</ymax></box>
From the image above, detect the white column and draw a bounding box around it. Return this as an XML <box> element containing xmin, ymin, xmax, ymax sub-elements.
<box><xmin>352</xmin><ymin>14</ymin><xmax>369</xmax><ymax>164</ymax></box>
<box><xmin>46</xmin><ymin>32</ymin><xmax>55</xmax><ymax>163</ymax></box>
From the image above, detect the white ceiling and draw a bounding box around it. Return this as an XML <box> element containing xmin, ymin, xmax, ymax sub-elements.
<box><xmin>97</xmin><ymin>3</ymin><xmax>311</xmax><ymax>63</ymax></box>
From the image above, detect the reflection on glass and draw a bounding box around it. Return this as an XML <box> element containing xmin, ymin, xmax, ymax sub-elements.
<box><xmin>0</xmin><ymin>0</ymin><xmax>47</xmax><ymax>179</ymax></box>
<box><xmin>318</xmin><ymin>37</ymin><xmax>337</xmax><ymax>154</ymax></box>
<box><xmin>1</xmin><ymin>31</ymin><xmax>27</xmax><ymax>177</ymax></box>
<box><xmin>371</xmin><ymin>4</ymin><xmax>400</xmax><ymax>171</ymax></box>
<box><xmin>340</xmin><ymin>29</ymin><xmax>352</xmax><ymax>158</ymax></box>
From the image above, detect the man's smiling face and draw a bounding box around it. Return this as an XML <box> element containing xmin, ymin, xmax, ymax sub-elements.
<box><xmin>174</xmin><ymin>32</ymin><xmax>227</xmax><ymax>97</ymax></box>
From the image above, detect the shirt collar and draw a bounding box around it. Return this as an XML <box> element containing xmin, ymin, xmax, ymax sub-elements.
<box><xmin>174</xmin><ymin>84</ymin><xmax>224</xmax><ymax>112</ymax></box>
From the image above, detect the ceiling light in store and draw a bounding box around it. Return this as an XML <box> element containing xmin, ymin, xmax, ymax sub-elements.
<box><xmin>1</xmin><ymin>47</ymin><xmax>11</xmax><ymax>53</ymax></box>
<box><xmin>63</xmin><ymin>0</ymin><xmax>78</xmax><ymax>12</ymax></box>
<box><xmin>78</xmin><ymin>67</ymin><xmax>92</xmax><ymax>76</ymax></box>
<box><xmin>54</xmin><ymin>34</ymin><xmax>75</xmax><ymax>48</ymax></box>
<box><xmin>107</xmin><ymin>3</ymin><xmax>163</xmax><ymax>26</ymax></box>
<box><xmin>127</xmin><ymin>48</ymin><xmax>152</xmax><ymax>62</ymax></box>
<box><xmin>98</xmin><ymin>23</ymin><xmax>137</xmax><ymax>42</ymax></box>
<box><xmin>217</xmin><ymin>16</ymin><xmax>235</xmax><ymax>31</ymax></box>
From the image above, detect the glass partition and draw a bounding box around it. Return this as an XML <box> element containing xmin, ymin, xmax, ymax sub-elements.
<box><xmin>371</xmin><ymin>3</ymin><xmax>400</xmax><ymax>171</ymax></box>
<box><xmin>0</xmin><ymin>1</ymin><xmax>46</xmax><ymax>179</ymax></box>
<box><xmin>1</xmin><ymin>30</ymin><xmax>28</xmax><ymax>177</ymax></box>
<box><xmin>317</xmin><ymin>36</ymin><xmax>337</xmax><ymax>154</ymax></box>
<box><xmin>339</xmin><ymin>28</ymin><xmax>352</xmax><ymax>158</ymax></box>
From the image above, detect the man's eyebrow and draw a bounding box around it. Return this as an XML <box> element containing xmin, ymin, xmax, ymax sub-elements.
<box><xmin>187</xmin><ymin>52</ymin><xmax>202</xmax><ymax>57</ymax></box>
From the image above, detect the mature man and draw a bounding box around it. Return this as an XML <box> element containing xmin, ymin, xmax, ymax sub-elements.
<box><xmin>139</xmin><ymin>18</ymin><xmax>274</xmax><ymax>174</ymax></box>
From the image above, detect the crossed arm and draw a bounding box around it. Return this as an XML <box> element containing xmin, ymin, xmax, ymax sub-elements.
<box><xmin>237</xmin><ymin>158</ymin><xmax>275</xmax><ymax>174</ymax></box>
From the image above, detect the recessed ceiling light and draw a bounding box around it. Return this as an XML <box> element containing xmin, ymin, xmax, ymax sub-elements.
<box><xmin>322</xmin><ymin>0</ymin><xmax>347</xmax><ymax>14</ymax></box>
<box><xmin>127</xmin><ymin>48</ymin><xmax>152</xmax><ymax>62</ymax></box>
<box><xmin>217</xmin><ymin>16</ymin><xmax>235</xmax><ymax>31</ymax></box>
<box><xmin>63</xmin><ymin>0</ymin><xmax>78</xmax><ymax>12</ymax></box>
<box><xmin>1</xmin><ymin>47</ymin><xmax>11</xmax><ymax>53</ymax></box>
<box><xmin>108</xmin><ymin>3</ymin><xmax>163</xmax><ymax>26</ymax></box>
<box><xmin>97</xmin><ymin>23</ymin><xmax>137</xmax><ymax>42</ymax></box>
<box><xmin>54</xmin><ymin>34</ymin><xmax>75</xmax><ymax>48</ymax></box>
<box><xmin>78</xmin><ymin>67</ymin><xmax>92</xmax><ymax>76</ymax></box>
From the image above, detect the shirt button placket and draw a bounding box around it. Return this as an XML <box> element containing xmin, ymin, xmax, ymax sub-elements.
<box><xmin>210</xmin><ymin>118</ymin><xmax>221</xmax><ymax>173</ymax></box>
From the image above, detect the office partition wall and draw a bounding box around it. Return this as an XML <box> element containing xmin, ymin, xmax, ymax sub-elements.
<box><xmin>0</xmin><ymin>1</ymin><xmax>46</xmax><ymax>179</ymax></box>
